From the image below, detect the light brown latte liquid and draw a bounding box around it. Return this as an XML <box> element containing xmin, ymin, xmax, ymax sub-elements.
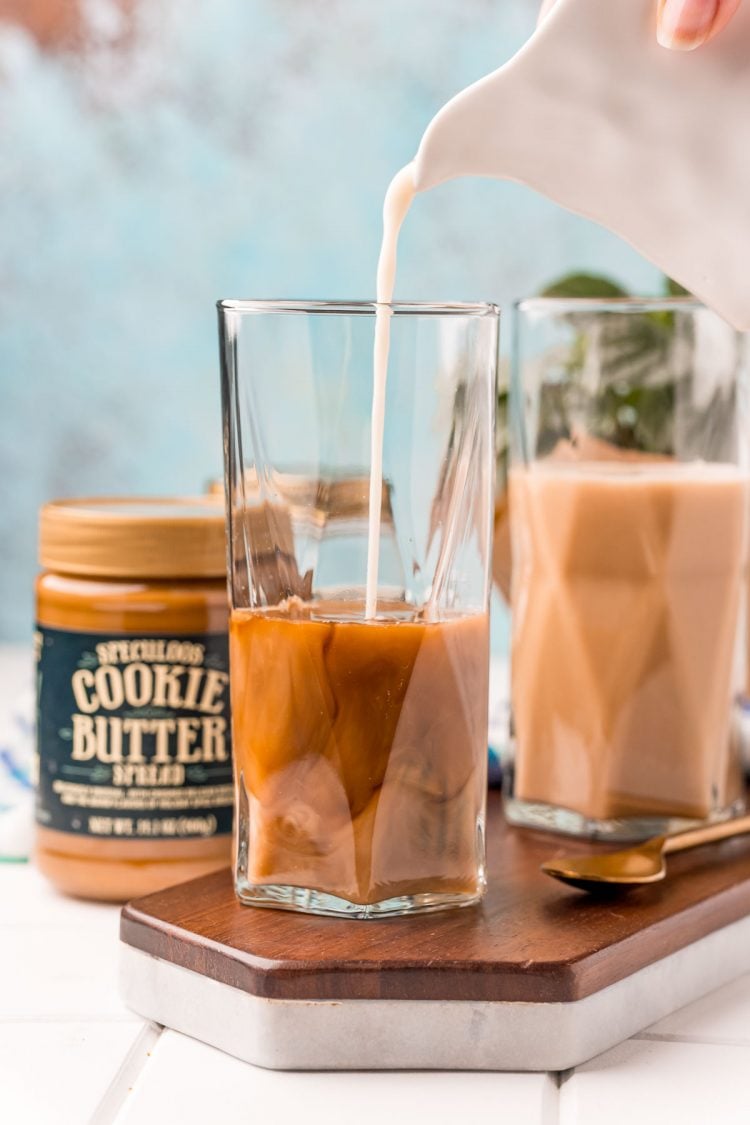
<box><xmin>230</xmin><ymin>600</ymin><xmax>488</xmax><ymax>906</ymax></box>
<box><xmin>511</xmin><ymin>462</ymin><xmax>748</xmax><ymax>823</ymax></box>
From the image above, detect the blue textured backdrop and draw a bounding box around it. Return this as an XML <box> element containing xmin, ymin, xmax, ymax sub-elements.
<box><xmin>0</xmin><ymin>0</ymin><xmax>662</xmax><ymax>640</ymax></box>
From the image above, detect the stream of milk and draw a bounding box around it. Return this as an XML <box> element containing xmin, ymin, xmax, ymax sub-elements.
<box><xmin>365</xmin><ymin>162</ymin><xmax>416</xmax><ymax>619</ymax></box>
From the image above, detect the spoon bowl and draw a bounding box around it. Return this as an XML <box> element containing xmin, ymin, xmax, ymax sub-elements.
<box><xmin>542</xmin><ymin>837</ymin><xmax>667</xmax><ymax>891</ymax></box>
<box><xmin>541</xmin><ymin>813</ymin><xmax>750</xmax><ymax>893</ymax></box>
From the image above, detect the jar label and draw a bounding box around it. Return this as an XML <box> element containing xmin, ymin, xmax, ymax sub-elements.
<box><xmin>34</xmin><ymin>628</ymin><xmax>233</xmax><ymax>839</ymax></box>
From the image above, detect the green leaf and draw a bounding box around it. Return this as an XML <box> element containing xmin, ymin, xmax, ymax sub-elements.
<box><xmin>538</xmin><ymin>273</ymin><xmax>630</xmax><ymax>299</ymax></box>
<box><xmin>664</xmin><ymin>276</ymin><xmax>691</xmax><ymax>297</ymax></box>
<box><xmin>528</xmin><ymin>273</ymin><xmax>682</xmax><ymax>457</ymax></box>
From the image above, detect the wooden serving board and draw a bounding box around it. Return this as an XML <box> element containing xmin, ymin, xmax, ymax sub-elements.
<box><xmin>119</xmin><ymin>793</ymin><xmax>750</xmax><ymax>1071</ymax></box>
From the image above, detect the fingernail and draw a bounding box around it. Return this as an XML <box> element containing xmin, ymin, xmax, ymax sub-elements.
<box><xmin>657</xmin><ymin>0</ymin><xmax>719</xmax><ymax>50</ymax></box>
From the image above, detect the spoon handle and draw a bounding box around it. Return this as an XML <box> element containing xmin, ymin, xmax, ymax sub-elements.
<box><xmin>662</xmin><ymin>813</ymin><xmax>750</xmax><ymax>856</ymax></box>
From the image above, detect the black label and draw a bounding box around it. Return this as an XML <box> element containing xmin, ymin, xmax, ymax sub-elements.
<box><xmin>35</xmin><ymin>628</ymin><xmax>233</xmax><ymax>839</ymax></box>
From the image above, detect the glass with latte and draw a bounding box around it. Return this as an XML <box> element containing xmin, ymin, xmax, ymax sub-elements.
<box><xmin>219</xmin><ymin>299</ymin><xmax>498</xmax><ymax>916</ymax></box>
<box><xmin>505</xmin><ymin>297</ymin><xmax>749</xmax><ymax>840</ymax></box>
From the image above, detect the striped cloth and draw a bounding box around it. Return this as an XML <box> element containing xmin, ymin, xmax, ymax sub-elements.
<box><xmin>0</xmin><ymin>647</ymin><xmax>34</xmax><ymax>862</ymax></box>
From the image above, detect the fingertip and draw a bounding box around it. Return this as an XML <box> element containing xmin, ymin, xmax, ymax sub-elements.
<box><xmin>704</xmin><ymin>0</ymin><xmax>743</xmax><ymax>41</ymax></box>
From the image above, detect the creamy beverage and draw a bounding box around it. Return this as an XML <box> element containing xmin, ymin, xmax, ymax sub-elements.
<box><xmin>366</xmin><ymin>163</ymin><xmax>415</xmax><ymax>618</ymax></box>
<box><xmin>231</xmin><ymin>600</ymin><xmax>488</xmax><ymax>905</ymax></box>
<box><xmin>510</xmin><ymin>461</ymin><xmax>748</xmax><ymax>823</ymax></box>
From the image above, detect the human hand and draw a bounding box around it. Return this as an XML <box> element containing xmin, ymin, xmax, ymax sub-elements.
<box><xmin>538</xmin><ymin>0</ymin><xmax>741</xmax><ymax>51</ymax></box>
<box><xmin>656</xmin><ymin>0</ymin><xmax>741</xmax><ymax>49</ymax></box>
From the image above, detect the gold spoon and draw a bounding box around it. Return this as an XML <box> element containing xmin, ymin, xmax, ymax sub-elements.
<box><xmin>541</xmin><ymin>813</ymin><xmax>750</xmax><ymax>892</ymax></box>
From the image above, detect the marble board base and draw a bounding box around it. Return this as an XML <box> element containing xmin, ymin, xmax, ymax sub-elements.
<box><xmin>121</xmin><ymin>914</ymin><xmax>750</xmax><ymax>1071</ymax></box>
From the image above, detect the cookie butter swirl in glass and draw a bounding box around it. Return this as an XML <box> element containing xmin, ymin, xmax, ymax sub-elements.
<box><xmin>35</xmin><ymin>498</ymin><xmax>232</xmax><ymax>901</ymax></box>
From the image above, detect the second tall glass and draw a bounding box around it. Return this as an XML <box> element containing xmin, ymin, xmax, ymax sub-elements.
<box><xmin>505</xmin><ymin>297</ymin><xmax>749</xmax><ymax>840</ymax></box>
<box><xmin>219</xmin><ymin>300</ymin><xmax>498</xmax><ymax>916</ymax></box>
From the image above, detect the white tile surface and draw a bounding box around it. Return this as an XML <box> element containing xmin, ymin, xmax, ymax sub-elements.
<box><xmin>116</xmin><ymin>1029</ymin><xmax>558</xmax><ymax>1125</ymax></box>
<box><xmin>0</xmin><ymin>920</ymin><xmax>134</xmax><ymax>1020</ymax></box>
<box><xmin>0</xmin><ymin>870</ymin><xmax>134</xmax><ymax>1021</ymax></box>
<box><xmin>1</xmin><ymin>862</ymin><xmax>121</xmax><ymax>927</ymax></box>
<box><xmin>91</xmin><ymin>1022</ymin><xmax>162</xmax><ymax>1124</ymax></box>
<box><xmin>561</xmin><ymin>1038</ymin><xmax>750</xmax><ymax>1125</ymax></box>
<box><xmin>0</xmin><ymin>1020</ymin><xmax>146</xmax><ymax>1125</ymax></box>
<box><xmin>642</xmin><ymin>972</ymin><xmax>750</xmax><ymax>1045</ymax></box>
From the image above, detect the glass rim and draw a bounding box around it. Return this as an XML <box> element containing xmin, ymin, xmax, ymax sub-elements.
<box><xmin>516</xmin><ymin>295</ymin><xmax>707</xmax><ymax>315</ymax></box>
<box><xmin>218</xmin><ymin>298</ymin><xmax>500</xmax><ymax>318</ymax></box>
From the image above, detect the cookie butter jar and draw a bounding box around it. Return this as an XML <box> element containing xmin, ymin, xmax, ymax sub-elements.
<box><xmin>34</xmin><ymin>498</ymin><xmax>232</xmax><ymax>901</ymax></box>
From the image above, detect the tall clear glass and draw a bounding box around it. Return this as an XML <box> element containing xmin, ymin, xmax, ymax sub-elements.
<box><xmin>505</xmin><ymin>297</ymin><xmax>749</xmax><ymax>840</ymax></box>
<box><xmin>219</xmin><ymin>299</ymin><xmax>498</xmax><ymax>917</ymax></box>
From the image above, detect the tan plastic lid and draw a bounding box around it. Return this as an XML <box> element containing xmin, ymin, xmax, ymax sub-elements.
<box><xmin>39</xmin><ymin>497</ymin><xmax>227</xmax><ymax>580</ymax></box>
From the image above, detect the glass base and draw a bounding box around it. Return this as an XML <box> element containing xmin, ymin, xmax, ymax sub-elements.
<box><xmin>234</xmin><ymin>879</ymin><xmax>485</xmax><ymax>919</ymax></box>
<box><xmin>503</xmin><ymin>793</ymin><xmax>747</xmax><ymax>842</ymax></box>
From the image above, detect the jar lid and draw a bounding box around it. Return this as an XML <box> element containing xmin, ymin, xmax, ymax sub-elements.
<box><xmin>39</xmin><ymin>497</ymin><xmax>227</xmax><ymax>580</ymax></box>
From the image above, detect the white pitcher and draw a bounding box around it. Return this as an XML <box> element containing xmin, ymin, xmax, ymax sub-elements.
<box><xmin>414</xmin><ymin>0</ymin><xmax>750</xmax><ymax>329</ymax></box>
